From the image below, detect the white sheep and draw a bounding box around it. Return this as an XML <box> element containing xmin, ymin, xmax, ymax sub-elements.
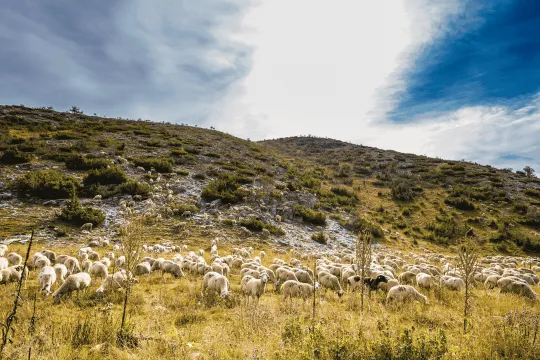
<box><xmin>416</xmin><ymin>273</ymin><xmax>434</xmax><ymax>289</ymax></box>
<box><xmin>0</xmin><ymin>257</ymin><xmax>8</xmax><ymax>270</ymax></box>
<box><xmin>398</xmin><ymin>271</ymin><xmax>417</xmax><ymax>285</ymax></box>
<box><xmin>52</xmin><ymin>272</ymin><xmax>91</xmax><ymax>303</ymax></box>
<box><xmin>161</xmin><ymin>260</ymin><xmax>185</xmax><ymax>278</ymax></box>
<box><xmin>276</xmin><ymin>268</ymin><xmax>298</xmax><ymax>284</ymax></box>
<box><xmin>64</xmin><ymin>256</ymin><xmax>81</xmax><ymax>275</ymax></box>
<box><xmin>100</xmin><ymin>257</ymin><xmax>111</xmax><ymax>268</ymax></box>
<box><xmin>441</xmin><ymin>275</ymin><xmax>465</xmax><ymax>291</ymax></box>
<box><xmin>318</xmin><ymin>271</ymin><xmax>344</xmax><ymax>297</ymax></box>
<box><xmin>0</xmin><ymin>265</ymin><xmax>28</xmax><ymax>285</ymax></box>
<box><xmin>54</xmin><ymin>264</ymin><xmax>68</xmax><ymax>284</ymax></box>
<box><xmin>7</xmin><ymin>252</ymin><xmax>22</xmax><ymax>266</ymax></box>
<box><xmin>89</xmin><ymin>262</ymin><xmax>109</xmax><ymax>279</ymax></box>
<box><xmin>82</xmin><ymin>259</ymin><xmax>92</xmax><ymax>273</ymax></box>
<box><xmin>41</xmin><ymin>250</ymin><xmax>56</xmax><ymax>262</ymax></box>
<box><xmin>242</xmin><ymin>272</ymin><xmax>269</xmax><ymax>304</ymax></box>
<box><xmin>500</xmin><ymin>280</ymin><xmax>538</xmax><ymax>300</ymax></box>
<box><xmin>484</xmin><ymin>275</ymin><xmax>502</xmax><ymax>289</ymax></box>
<box><xmin>38</xmin><ymin>266</ymin><xmax>57</xmax><ymax>294</ymax></box>
<box><xmin>202</xmin><ymin>272</ymin><xmax>230</xmax><ymax>298</ymax></box>
<box><xmin>281</xmin><ymin>279</ymin><xmax>318</xmax><ymax>302</ymax></box>
<box><xmin>386</xmin><ymin>285</ymin><xmax>428</xmax><ymax>304</ymax></box>
<box><xmin>135</xmin><ymin>262</ymin><xmax>152</xmax><ymax>276</ymax></box>
<box><xmin>81</xmin><ymin>223</ymin><xmax>93</xmax><ymax>232</ymax></box>
<box><xmin>115</xmin><ymin>256</ymin><xmax>126</xmax><ymax>269</ymax></box>
<box><xmin>96</xmin><ymin>270</ymin><xmax>134</xmax><ymax>294</ymax></box>
<box><xmin>378</xmin><ymin>278</ymin><xmax>400</xmax><ymax>292</ymax></box>
<box><xmin>0</xmin><ymin>245</ymin><xmax>7</xmax><ymax>257</ymax></box>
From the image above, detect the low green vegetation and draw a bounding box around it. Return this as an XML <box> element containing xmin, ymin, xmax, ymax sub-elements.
<box><xmin>0</xmin><ymin>147</ymin><xmax>33</xmax><ymax>164</ymax></box>
<box><xmin>14</xmin><ymin>170</ymin><xmax>80</xmax><ymax>199</ymax></box>
<box><xmin>239</xmin><ymin>217</ymin><xmax>285</xmax><ymax>235</ymax></box>
<box><xmin>83</xmin><ymin>166</ymin><xmax>128</xmax><ymax>186</ymax></box>
<box><xmin>59</xmin><ymin>194</ymin><xmax>105</xmax><ymax>226</ymax></box>
<box><xmin>201</xmin><ymin>173</ymin><xmax>252</xmax><ymax>204</ymax></box>
<box><xmin>294</xmin><ymin>205</ymin><xmax>326</xmax><ymax>225</ymax></box>
<box><xmin>133</xmin><ymin>158</ymin><xmax>174</xmax><ymax>173</ymax></box>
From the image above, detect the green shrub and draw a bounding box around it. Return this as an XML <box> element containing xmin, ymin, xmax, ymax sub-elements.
<box><xmin>524</xmin><ymin>188</ymin><xmax>540</xmax><ymax>199</ymax></box>
<box><xmin>59</xmin><ymin>195</ymin><xmax>105</xmax><ymax>226</ymax></box>
<box><xmin>391</xmin><ymin>181</ymin><xmax>420</xmax><ymax>201</ymax></box>
<box><xmin>170</xmin><ymin>148</ymin><xmax>188</xmax><ymax>156</ymax></box>
<box><xmin>204</xmin><ymin>152</ymin><xmax>221</xmax><ymax>158</ymax></box>
<box><xmin>15</xmin><ymin>170</ymin><xmax>80</xmax><ymax>199</ymax></box>
<box><xmin>330</xmin><ymin>186</ymin><xmax>356</xmax><ymax>198</ymax></box>
<box><xmin>239</xmin><ymin>217</ymin><xmax>285</xmax><ymax>235</ymax></box>
<box><xmin>65</xmin><ymin>154</ymin><xmax>110</xmax><ymax>170</ymax></box>
<box><xmin>311</xmin><ymin>231</ymin><xmax>327</xmax><ymax>244</ymax></box>
<box><xmin>444</xmin><ymin>196</ymin><xmax>475</xmax><ymax>210</ymax></box>
<box><xmin>83</xmin><ymin>166</ymin><xmax>127</xmax><ymax>186</ymax></box>
<box><xmin>340</xmin><ymin>216</ymin><xmax>384</xmax><ymax>237</ymax></box>
<box><xmin>170</xmin><ymin>203</ymin><xmax>199</xmax><ymax>216</ymax></box>
<box><xmin>294</xmin><ymin>205</ymin><xmax>326</xmax><ymax>225</ymax></box>
<box><xmin>201</xmin><ymin>173</ymin><xmax>251</xmax><ymax>204</ymax></box>
<box><xmin>133</xmin><ymin>158</ymin><xmax>173</xmax><ymax>173</ymax></box>
<box><xmin>117</xmin><ymin>180</ymin><xmax>151</xmax><ymax>196</ymax></box>
<box><xmin>0</xmin><ymin>147</ymin><xmax>33</xmax><ymax>164</ymax></box>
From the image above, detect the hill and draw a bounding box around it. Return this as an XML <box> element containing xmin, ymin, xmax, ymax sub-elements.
<box><xmin>0</xmin><ymin>106</ymin><xmax>539</xmax><ymax>255</ymax></box>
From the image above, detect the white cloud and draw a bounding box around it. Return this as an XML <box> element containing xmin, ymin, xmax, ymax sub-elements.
<box><xmin>209</xmin><ymin>0</ymin><xmax>539</xmax><ymax>171</ymax></box>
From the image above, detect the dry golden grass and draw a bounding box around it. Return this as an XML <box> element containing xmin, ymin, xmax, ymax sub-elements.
<box><xmin>1</xmin><ymin>237</ymin><xmax>539</xmax><ymax>360</ymax></box>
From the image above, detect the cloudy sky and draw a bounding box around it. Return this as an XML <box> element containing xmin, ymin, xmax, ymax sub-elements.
<box><xmin>1</xmin><ymin>0</ymin><xmax>539</xmax><ymax>172</ymax></box>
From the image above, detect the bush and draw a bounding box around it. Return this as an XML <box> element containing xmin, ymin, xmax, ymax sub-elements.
<box><xmin>0</xmin><ymin>147</ymin><xmax>33</xmax><ymax>164</ymax></box>
<box><xmin>201</xmin><ymin>173</ymin><xmax>251</xmax><ymax>204</ymax></box>
<box><xmin>391</xmin><ymin>181</ymin><xmax>419</xmax><ymax>201</ymax></box>
<box><xmin>117</xmin><ymin>180</ymin><xmax>151</xmax><ymax>196</ymax></box>
<box><xmin>294</xmin><ymin>205</ymin><xmax>326</xmax><ymax>225</ymax></box>
<box><xmin>83</xmin><ymin>166</ymin><xmax>127</xmax><ymax>186</ymax></box>
<box><xmin>444</xmin><ymin>196</ymin><xmax>475</xmax><ymax>210</ymax></box>
<box><xmin>15</xmin><ymin>170</ymin><xmax>80</xmax><ymax>199</ymax></box>
<box><xmin>330</xmin><ymin>186</ymin><xmax>356</xmax><ymax>198</ymax></box>
<box><xmin>239</xmin><ymin>217</ymin><xmax>285</xmax><ymax>235</ymax></box>
<box><xmin>170</xmin><ymin>203</ymin><xmax>199</xmax><ymax>216</ymax></box>
<box><xmin>65</xmin><ymin>154</ymin><xmax>110</xmax><ymax>170</ymax></box>
<box><xmin>340</xmin><ymin>216</ymin><xmax>384</xmax><ymax>237</ymax></box>
<box><xmin>133</xmin><ymin>158</ymin><xmax>173</xmax><ymax>173</ymax></box>
<box><xmin>59</xmin><ymin>195</ymin><xmax>105</xmax><ymax>226</ymax></box>
<box><xmin>524</xmin><ymin>188</ymin><xmax>540</xmax><ymax>199</ymax></box>
<box><xmin>311</xmin><ymin>231</ymin><xmax>327</xmax><ymax>244</ymax></box>
<box><xmin>170</xmin><ymin>148</ymin><xmax>188</xmax><ymax>156</ymax></box>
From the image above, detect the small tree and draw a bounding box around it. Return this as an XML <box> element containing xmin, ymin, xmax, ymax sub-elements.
<box><xmin>523</xmin><ymin>166</ymin><xmax>536</xmax><ymax>178</ymax></box>
<box><xmin>355</xmin><ymin>230</ymin><xmax>372</xmax><ymax>312</ymax></box>
<box><xmin>117</xmin><ymin>217</ymin><xmax>144</xmax><ymax>347</ymax></box>
<box><xmin>457</xmin><ymin>241</ymin><xmax>479</xmax><ymax>333</ymax></box>
<box><xmin>70</xmin><ymin>105</ymin><xmax>82</xmax><ymax>114</ymax></box>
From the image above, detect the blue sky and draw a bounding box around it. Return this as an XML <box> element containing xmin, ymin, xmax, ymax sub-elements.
<box><xmin>1</xmin><ymin>0</ymin><xmax>539</xmax><ymax>173</ymax></box>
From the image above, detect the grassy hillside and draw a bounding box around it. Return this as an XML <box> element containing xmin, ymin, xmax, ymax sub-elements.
<box><xmin>0</xmin><ymin>106</ymin><xmax>539</xmax><ymax>359</ymax></box>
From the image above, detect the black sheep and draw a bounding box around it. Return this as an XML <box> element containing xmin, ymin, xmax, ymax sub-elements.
<box><xmin>364</xmin><ymin>275</ymin><xmax>388</xmax><ymax>291</ymax></box>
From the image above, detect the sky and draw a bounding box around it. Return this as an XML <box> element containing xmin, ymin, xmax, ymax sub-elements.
<box><xmin>1</xmin><ymin>0</ymin><xmax>539</xmax><ymax>172</ymax></box>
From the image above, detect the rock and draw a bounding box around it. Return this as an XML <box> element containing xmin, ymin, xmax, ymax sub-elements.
<box><xmin>0</xmin><ymin>193</ymin><xmax>13</xmax><ymax>200</ymax></box>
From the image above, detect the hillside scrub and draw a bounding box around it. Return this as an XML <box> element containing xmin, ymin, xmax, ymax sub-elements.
<box><xmin>133</xmin><ymin>158</ymin><xmax>174</xmax><ymax>173</ymax></box>
<box><xmin>65</xmin><ymin>154</ymin><xmax>110</xmax><ymax>170</ymax></box>
<box><xmin>294</xmin><ymin>205</ymin><xmax>326</xmax><ymax>225</ymax></box>
<box><xmin>14</xmin><ymin>170</ymin><xmax>80</xmax><ymax>199</ymax></box>
<box><xmin>201</xmin><ymin>173</ymin><xmax>252</xmax><ymax>204</ymax></box>
<box><xmin>83</xmin><ymin>166</ymin><xmax>128</xmax><ymax>186</ymax></box>
<box><xmin>239</xmin><ymin>217</ymin><xmax>285</xmax><ymax>235</ymax></box>
<box><xmin>117</xmin><ymin>180</ymin><xmax>151</xmax><ymax>196</ymax></box>
<box><xmin>59</xmin><ymin>194</ymin><xmax>105</xmax><ymax>226</ymax></box>
<box><xmin>0</xmin><ymin>147</ymin><xmax>33</xmax><ymax>164</ymax></box>
<box><xmin>340</xmin><ymin>216</ymin><xmax>384</xmax><ymax>237</ymax></box>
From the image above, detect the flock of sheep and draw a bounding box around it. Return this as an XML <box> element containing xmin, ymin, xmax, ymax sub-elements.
<box><xmin>0</xmin><ymin>239</ymin><xmax>539</xmax><ymax>310</ymax></box>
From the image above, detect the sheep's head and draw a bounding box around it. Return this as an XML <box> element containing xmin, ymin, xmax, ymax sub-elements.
<box><xmin>220</xmin><ymin>291</ymin><xmax>230</xmax><ymax>299</ymax></box>
<box><xmin>375</xmin><ymin>275</ymin><xmax>388</xmax><ymax>285</ymax></box>
<box><xmin>53</xmin><ymin>294</ymin><xmax>61</xmax><ymax>304</ymax></box>
<box><xmin>337</xmin><ymin>290</ymin><xmax>344</xmax><ymax>297</ymax></box>
<box><xmin>314</xmin><ymin>282</ymin><xmax>320</xmax><ymax>290</ymax></box>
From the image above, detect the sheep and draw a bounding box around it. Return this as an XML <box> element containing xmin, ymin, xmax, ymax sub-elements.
<box><xmin>416</xmin><ymin>273</ymin><xmax>434</xmax><ymax>289</ymax></box>
<box><xmin>54</xmin><ymin>264</ymin><xmax>68</xmax><ymax>284</ymax></box>
<box><xmin>196</xmin><ymin>263</ymin><xmax>213</xmax><ymax>276</ymax></box>
<box><xmin>441</xmin><ymin>276</ymin><xmax>465</xmax><ymax>291</ymax></box>
<box><xmin>291</xmin><ymin>268</ymin><xmax>313</xmax><ymax>284</ymax></box>
<box><xmin>398</xmin><ymin>271</ymin><xmax>417</xmax><ymax>285</ymax></box>
<box><xmin>100</xmin><ymin>257</ymin><xmax>111</xmax><ymax>268</ymax></box>
<box><xmin>378</xmin><ymin>278</ymin><xmax>400</xmax><ymax>293</ymax></box>
<box><xmin>161</xmin><ymin>260</ymin><xmax>185</xmax><ymax>278</ymax></box>
<box><xmin>96</xmin><ymin>270</ymin><xmax>135</xmax><ymax>294</ymax></box>
<box><xmin>0</xmin><ymin>257</ymin><xmax>7</xmax><ymax>270</ymax></box>
<box><xmin>78</xmin><ymin>253</ymin><xmax>89</xmax><ymax>263</ymax></box>
<box><xmin>141</xmin><ymin>256</ymin><xmax>156</xmax><ymax>266</ymax></box>
<box><xmin>88</xmin><ymin>251</ymin><xmax>100</xmax><ymax>261</ymax></box>
<box><xmin>52</xmin><ymin>272</ymin><xmax>91</xmax><ymax>303</ymax></box>
<box><xmin>64</xmin><ymin>256</ymin><xmax>81</xmax><ymax>275</ymax></box>
<box><xmin>212</xmin><ymin>262</ymin><xmax>229</xmax><ymax>276</ymax></box>
<box><xmin>276</xmin><ymin>268</ymin><xmax>298</xmax><ymax>284</ymax></box>
<box><xmin>81</xmin><ymin>259</ymin><xmax>92</xmax><ymax>273</ymax></box>
<box><xmin>81</xmin><ymin>223</ymin><xmax>93</xmax><ymax>232</ymax></box>
<box><xmin>0</xmin><ymin>265</ymin><xmax>28</xmax><ymax>285</ymax></box>
<box><xmin>7</xmin><ymin>252</ymin><xmax>22</xmax><ymax>266</ymax></box>
<box><xmin>34</xmin><ymin>255</ymin><xmax>51</xmax><ymax>270</ymax></box>
<box><xmin>364</xmin><ymin>275</ymin><xmax>389</xmax><ymax>292</ymax></box>
<box><xmin>41</xmin><ymin>250</ymin><xmax>57</xmax><ymax>262</ymax></box>
<box><xmin>135</xmin><ymin>262</ymin><xmax>152</xmax><ymax>276</ymax></box>
<box><xmin>281</xmin><ymin>280</ymin><xmax>318</xmax><ymax>302</ymax></box>
<box><xmin>318</xmin><ymin>271</ymin><xmax>344</xmax><ymax>297</ymax></box>
<box><xmin>260</xmin><ymin>250</ymin><xmax>266</xmax><ymax>258</ymax></box>
<box><xmin>202</xmin><ymin>272</ymin><xmax>230</xmax><ymax>298</ymax></box>
<box><xmin>240</xmin><ymin>268</ymin><xmax>261</xmax><ymax>280</ymax></box>
<box><xmin>386</xmin><ymin>285</ymin><xmax>428</xmax><ymax>304</ymax></box>
<box><xmin>89</xmin><ymin>262</ymin><xmax>109</xmax><ymax>279</ymax></box>
<box><xmin>115</xmin><ymin>256</ymin><xmax>126</xmax><ymax>269</ymax></box>
<box><xmin>242</xmin><ymin>272</ymin><xmax>269</xmax><ymax>304</ymax></box>
<box><xmin>38</xmin><ymin>266</ymin><xmax>57</xmax><ymax>294</ymax></box>
<box><xmin>0</xmin><ymin>245</ymin><xmax>7</xmax><ymax>257</ymax></box>
<box><xmin>484</xmin><ymin>275</ymin><xmax>502</xmax><ymax>289</ymax></box>
<box><xmin>500</xmin><ymin>280</ymin><xmax>538</xmax><ymax>300</ymax></box>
